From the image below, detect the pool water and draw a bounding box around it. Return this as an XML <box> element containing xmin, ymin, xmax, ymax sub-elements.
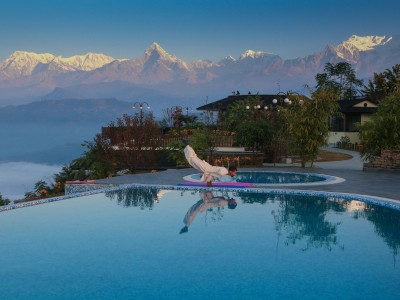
<box><xmin>236</xmin><ymin>171</ymin><xmax>330</xmax><ymax>184</ymax></box>
<box><xmin>1</xmin><ymin>187</ymin><xmax>399</xmax><ymax>299</ymax></box>
<box><xmin>185</xmin><ymin>171</ymin><xmax>344</xmax><ymax>186</ymax></box>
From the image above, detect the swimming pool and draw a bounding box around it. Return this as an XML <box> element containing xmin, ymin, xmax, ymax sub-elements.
<box><xmin>183</xmin><ymin>170</ymin><xmax>345</xmax><ymax>186</ymax></box>
<box><xmin>1</xmin><ymin>185</ymin><xmax>399</xmax><ymax>299</ymax></box>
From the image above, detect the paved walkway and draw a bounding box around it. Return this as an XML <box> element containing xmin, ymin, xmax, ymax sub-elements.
<box><xmin>96</xmin><ymin>148</ymin><xmax>400</xmax><ymax>201</ymax></box>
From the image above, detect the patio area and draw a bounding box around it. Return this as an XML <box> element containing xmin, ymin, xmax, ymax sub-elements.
<box><xmin>96</xmin><ymin>148</ymin><xmax>400</xmax><ymax>202</ymax></box>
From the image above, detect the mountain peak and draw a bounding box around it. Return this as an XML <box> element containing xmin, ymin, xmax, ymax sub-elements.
<box><xmin>222</xmin><ymin>55</ymin><xmax>236</xmax><ymax>62</ymax></box>
<box><xmin>0</xmin><ymin>51</ymin><xmax>56</xmax><ymax>77</ymax></box>
<box><xmin>141</xmin><ymin>42</ymin><xmax>186</xmax><ymax>68</ymax></box>
<box><xmin>341</xmin><ymin>35</ymin><xmax>392</xmax><ymax>51</ymax></box>
<box><xmin>239</xmin><ymin>49</ymin><xmax>273</xmax><ymax>60</ymax></box>
<box><xmin>334</xmin><ymin>35</ymin><xmax>392</xmax><ymax>62</ymax></box>
<box><xmin>145</xmin><ymin>42</ymin><xmax>169</xmax><ymax>57</ymax></box>
<box><xmin>8</xmin><ymin>50</ymin><xmax>55</xmax><ymax>62</ymax></box>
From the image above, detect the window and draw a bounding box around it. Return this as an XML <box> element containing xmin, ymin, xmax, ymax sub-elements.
<box><xmin>346</xmin><ymin>114</ymin><xmax>361</xmax><ymax>132</ymax></box>
<box><xmin>329</xmin><ymin>115</ymin><xmax>344</xmax><ymax>131</ymax></box>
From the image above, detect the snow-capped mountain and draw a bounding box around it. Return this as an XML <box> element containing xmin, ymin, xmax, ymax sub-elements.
<box><xmin>0</xmin><ymin>51</ymin><xmax>55</xmax><ymax>78</ymax></box>
<box><xmin>0</xmin><ymin>35</ymin><xmax>399</xmax><ymax>106</ymax></box>
<box><xmin>239</xmin><ymin>50</ymin><xmax>274</xmax><ymax>60</ymax></box>
<box><xmin>0</xmin><ymin>51</ymin><xmax>116</xmax><ymax>79</ymax></box>
<box><xmin>334</xmin><ymin>35</ymin><xmax>392</xmax><ymax>62</ymax></box>
<box><xmin>49</xmin><ymin>52</ymin><xmax>116</xmax><ymax>72</ymax></box>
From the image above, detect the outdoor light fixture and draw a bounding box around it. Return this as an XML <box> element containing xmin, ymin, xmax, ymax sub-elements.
<box><xmin>132</xmin><ymin>101</ymin><xmax>151</xmax><ymax>110</ymax></box>
<box><xmin>245</xmin><ymin>91</ymin><xmax>305</xmax><ymax>113</ymax></box>
<box><xmin>132</xmin><ymin>101</ymin><xmax>151</xmax><ymax>125</ymax></box>
<box><xmin>182</xmin><ymin>106</ymin><xmax>193</xmax><ymax>116</ymax></box>
<box><xmin>273</xmin><ymin>91</ymin><xmax>303</xmax><ymax>106</ymax></box>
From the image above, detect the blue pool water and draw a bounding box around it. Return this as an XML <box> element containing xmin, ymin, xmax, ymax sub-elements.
<box><xmin>1</xmin><ymin>186</ymin><xmax>399</xmax><ymax>299</ymax></box>
<box><xmin>185</xmin><ymin>171</ymin><xmax>344</xmax><ymax>186</ymax></box>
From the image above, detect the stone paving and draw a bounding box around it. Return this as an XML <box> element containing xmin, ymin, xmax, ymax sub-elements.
<box><xmin>96</xmin><ymin>148</ymin><xmax>400</xmax><ymax>201</ymax></box>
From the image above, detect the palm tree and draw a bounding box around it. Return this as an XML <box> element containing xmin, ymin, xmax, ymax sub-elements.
<box><xmin>315</xmin><ymin>62</ymin><xmax>363</xmax><ymax>99</ymax></box>
<box><xmin>363</xmin><ymin>64</ymin><xmax>400</xmax><ymax>101</ymax></box>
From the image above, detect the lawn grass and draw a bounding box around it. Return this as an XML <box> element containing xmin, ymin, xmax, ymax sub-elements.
<box><xmin>316</xmin><ymin>149</ymin><xmax>353</xmax><ymax>162</ymax></box>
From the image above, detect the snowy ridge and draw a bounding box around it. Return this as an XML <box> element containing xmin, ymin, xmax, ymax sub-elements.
<box><xmin>239</xmin><ymin>50</ymin><xmax>273</xmax><ymax>60</ymax></box>
<box><xmin>0</xmin><ymin>51</ymin><xmax>117</xmax><ymax>77</ymax></box>
<box><xmin>0</xmin><ymin>34</ymin><xmax>398</xmax><ymax>103</ymax></box>
<box><xmin>0</xmin><ymin>51</ymin><xmax>55</xmax><ymax>77</ymax></box>
<box><xmin>335</xmin><ymin>35</ymin><xmax>392</xmax><ymax>61</ymax></box>
<box><xmin>51</xmin><ymin>53</ymin><xmax>116</xmax><ymax>71</ymax></box>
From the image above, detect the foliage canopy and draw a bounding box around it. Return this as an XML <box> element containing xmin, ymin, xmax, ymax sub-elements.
<box><xmin>359</xmin><ymin>90</ymin><xmax>400</xmax><ymax>161</ymax></box>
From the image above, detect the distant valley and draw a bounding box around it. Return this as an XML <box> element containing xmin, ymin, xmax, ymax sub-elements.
<box><xmin>0</xmin><ymin>99</ymin><xmax>133</xmax><ymax>164</ymax></box>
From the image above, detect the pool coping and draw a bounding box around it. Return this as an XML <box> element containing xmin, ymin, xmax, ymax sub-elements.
<box><xmin>1</xmin><ymin>182</ymin><xmax>400</xmax><ymax>213</ymax></box>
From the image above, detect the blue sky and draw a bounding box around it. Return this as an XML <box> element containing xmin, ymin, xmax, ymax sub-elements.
<box><xmin>0</xmin><ymin>0</ymin><xmax>399</xmax><ymax>62</ymax></box>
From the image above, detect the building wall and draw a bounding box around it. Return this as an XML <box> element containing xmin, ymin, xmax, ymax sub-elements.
<box><xmin>328</xmin><ymin>113</ymin><xmax>371</xmax><ymax>145</ymax></box>
<box><xmin>361</xmin><ymin>113</ymin><xmax>371</xmax><ymax>125</ymax></box>
<box><xmin>353</xmin><ymin>100</ymin><xmax>378</xmax><ymax>108</ymax></box>
<box><xmin>327</xmin><ymin>132</ymin><xmax>360</xmax><ymax>145</ymax></box>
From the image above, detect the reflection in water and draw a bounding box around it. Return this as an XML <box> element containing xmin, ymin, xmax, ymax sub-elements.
<box><xmin>237</xmin><ymin>191</ymin><xmax>400</xmax><ymax>256</ymax></box>
<box><xmin>236</xmin><ymin>192</ymin><xmax>349</xmax><ymax>251</ymax></box>
<box><xmin>104</xmin><ymin>187</ymin><xmax>400</xmax><ymax>258</ymax></box>
<box><xmin>105</xmin><ymin>187</ymin><xmax>161</xmax><ymax>209</ymax></box>
<box><xmin>235</xmin><ymin>172</ymin><xmax>322</xmax><ymax>184</ymax></box>
<box><xmin>180</xmin><ymin>191</ymin><xmax>237</xmax><ymax>234</ymax></box>
<box><xmin>271</xmin><ymin>194</ymin><xmax>346</xmax><ymax>251</ymax></box>
<box><xmin>356</xmin><ymin>203</ymin><xmax>400</xmax><ymax>265</ymax></box>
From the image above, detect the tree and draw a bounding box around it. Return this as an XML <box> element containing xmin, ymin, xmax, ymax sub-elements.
<box><xmin>22</xmin><ymin>180</ymin><xmax>52</xmax><ymax>200</ymax></box>
<box><xmin>52</xmin><ymin>133</ymin><xmax>117</xmax><ymax>190</ymax></box>
<box><xmin>224</xmin><ymin>95</ymin><xmax>264</xmax><ymax>131</ymax></box>
<box><xmin>0</xmin><ymin>193</ymin><xmax>11</xmax><ymax>206</ymax></box>
<box><xmin>362</xmin><ymin>64</ymin><xmax>400</xmax><ymax>101</ymax></box>
<box><xmin>73</xmin><ymin>134</ymin><xmax>117</xmax><ymax>179</ymax></box>
<box><xmin>286</xmin><ymin>88</ymin><xmax>339</xmax><ymax>167</ymax></box>
<box><xmin>235</xmin><ymin>119</ymin><xmax>273</xmax><ymax>152</ymax></box>
<box><xmin>224</xmin><ymin>94</ymin><xmax>279</xmax><ymax>149</ymax></box>
<box><xmin>108</xmin><ymin>113</ymin><xmax>161</xmax><ymax>172</ymax></box>
<box><xmin>315</xmin><ymin>62</ymin><xmax>363</xmax><ymax>99</ymax></box>
<box><xmin>166</xmin><ymin>126</ymin><xmax>215</xmax><ymax>167</ymax></box>
<box><xmin>359</xmin><ymin>90</ymin><xmax>400</xmax><ymax>161</ymax></box>
<box><xmin>33</xmin><ymin>180</ymin><xmax>50</xmax><ymax>197</ymax></box>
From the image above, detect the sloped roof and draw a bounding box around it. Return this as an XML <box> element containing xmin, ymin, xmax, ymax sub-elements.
<box><xmin>197</xmin><ymin>95</ymin><xmax>378</xmax><ymax>114</ymax></box>
<box><xmin>197</xmin><ymin>94</ymin><xmax>291</xmax><ymax>111</ymax></box>
<box><xmin>337</xmin><ymin>98</ymin><xmax>378</xmax><ymax>113</ymax></box>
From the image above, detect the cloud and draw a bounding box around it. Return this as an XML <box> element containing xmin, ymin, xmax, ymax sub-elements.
<box><xmin>0</xmin><ymin>162</ymin><xmax>61</xmax><ymax>200</ymax></box>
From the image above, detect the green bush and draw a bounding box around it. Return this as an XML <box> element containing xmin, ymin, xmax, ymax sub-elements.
<box><xmin>359</xmin><ymin>90</ymin><xmax>400</xmax><ymax>161</ymax></box>
<box><xmin>0</xmin><ymin>193</ymin><xmax>11</xmax><ymax>206</ymax></box>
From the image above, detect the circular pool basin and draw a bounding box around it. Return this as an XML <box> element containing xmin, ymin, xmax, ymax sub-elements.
<box><xmin>183</xmin><ymin>170</ymin><xmax>345</xmax><ymax>186</ymax></box>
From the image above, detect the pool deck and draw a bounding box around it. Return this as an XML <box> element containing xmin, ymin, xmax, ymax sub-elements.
<box><xmin>95</xmin><ymin>147</ymin><xmax>400</xmax><ymax>202</ymax></box>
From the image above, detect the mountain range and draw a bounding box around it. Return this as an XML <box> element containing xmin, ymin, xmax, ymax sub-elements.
<box><xmin>0</xmin><ymin>34</ymin><xmax>399</xmax><ymax>164</ymax></box>
<box><xmin>0</xmin><ymin>34</ymin><xmax>399</xmax><ymax>112</ymax></box>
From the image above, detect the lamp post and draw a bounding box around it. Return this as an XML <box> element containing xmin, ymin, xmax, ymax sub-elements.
<box><xmin>133</xmin><ymin>102</ymin><xmax>151</xmax><ymax>125</ymax></box>
<box><xmin>182</xmin><ymin>106</ymin><xmax>193</xmax><ymax>117</ymax></box>
<box><xmin>172</xmin><ymin>106</ymin><xmax>183</xmax><ymax>127</ymax></box>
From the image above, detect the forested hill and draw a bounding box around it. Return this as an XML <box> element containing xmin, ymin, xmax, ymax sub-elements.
<box><xmin>0</xmin><ymin>98</ymin><xmax>133</xmax><ymax>124</ymax></box>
